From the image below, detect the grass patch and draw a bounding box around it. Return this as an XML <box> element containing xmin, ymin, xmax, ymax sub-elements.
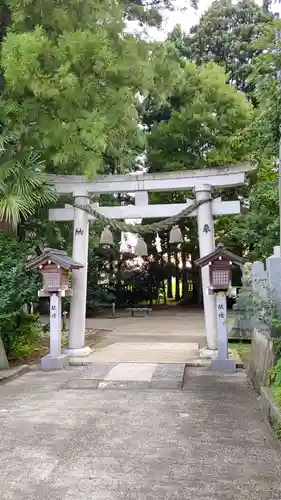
<box><xmin>229</xmin><ymin>342</ymin><xmax>251</xmax><ymax>366</ymax></box>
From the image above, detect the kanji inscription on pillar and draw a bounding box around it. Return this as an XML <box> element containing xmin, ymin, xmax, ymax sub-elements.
<box><xmin>51</xmin><ymin>304</ymin><xmax>57</xmax><ymax>319</ymax></box>
<box><xmin>216</xmin><ymin>293</ymin><xmax>228</xmax><ymax>359</ymax></box>
<box><xmin>203</xmin><ymin>224</ymin><xmax>211</xmax><ymax>233</ymax></box>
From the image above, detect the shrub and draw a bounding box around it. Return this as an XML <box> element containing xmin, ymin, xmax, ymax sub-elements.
<box><xmin>0</xmin><ymin>235</ymin><xmax>41</xmax><ymax>357</ymax></box>
<box><xmin>273</xmin><ymin>386</ymin><xmax>281</xmax><ymax>408</ymax></box>
<box><xmin>8</xmin><ymin>313</ymin><xmax>43</xmax><ymax>360</ymax></box>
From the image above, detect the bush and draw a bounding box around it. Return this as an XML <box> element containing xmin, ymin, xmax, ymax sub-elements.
<box><xmin>270</xmin><ymin>355</ymin><xmax>281</xmax><ymax>412</ymax></box>
<box><xmin>0</xmin><ymin>235</ymin><xmax>41</xmax><ymax>357</ymax></box>
<box><xmin>273</xmin><ymin>386</ymin><xmax>281</xmax><ymax>408</ymax></box>
<box><xmin>8</xmin><ymin>313</ymin><xmax>43</xmax><ymax>360</ymax></box>
<box><xmin>270</xmin><ymin>358</ymin><xmax>281</xmax><ymax>385</ymax></box>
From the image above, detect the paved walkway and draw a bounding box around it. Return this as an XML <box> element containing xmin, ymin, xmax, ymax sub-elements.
<box><xmin>81</xmin><ymin>342</ymin><xmax>199</xmax><ymax>364</ymax></box>
<box><xmin>79</xmin><ymin>309</ymin><xmax>235</xmax><ymax>364</ymax></box>
<box><xmin>64</xmin><ymin>362</ymin><xmax>185</xmax><ymax>389</ymax></box>
<box><xmin>86</xmin><ymin>309</ymin><xmax>206</xmax><ymax>344</ymax></box>
<box><xmin>1</xmin><ymin>366</ymin><xmax>281</xmax><ymax>499</ymax></box>
<box><xmin>43</xmin><ymin>309</ymin><xmax>236</xmax><ymax>364</ymax></box>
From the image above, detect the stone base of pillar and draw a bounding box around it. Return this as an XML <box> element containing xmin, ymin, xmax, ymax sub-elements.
<box><xmin>199</xmin><ymin>347</ymin><xmax>218</xmax><ymax>359</ymax></box>
<box><xmin>41</xmin><ymin>354</ymin><xmax>69</xmax><ymax>371</ymax></box>
<box><xmin>211</xmin><ymin>359</ymin><xmax>236</xmax><ymax>373</ymax></box>
<box><xmin>63</xmin><ymin>346</ymin><xmax>92</xmax><ymax>358</ymax></box>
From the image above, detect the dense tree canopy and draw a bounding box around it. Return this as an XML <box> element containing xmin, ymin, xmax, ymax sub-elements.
<box><xmin>1</xmin><ymin>0</ymin><xmax>152</xmax><ymax>176</ymax></box>
<box><xmin>249</xmin><ymin>18</ymin><xmax>281</xmax><ymax>157</ymax></box>
<box><xmin>146</xmin><ymin>61</ymin><xmax>253</xmax><ymax>172</ymax></box>
<box><xmin>169</xmin><ymin>0</ymin><xmax>271</xmax><ymax>101</ymax></box>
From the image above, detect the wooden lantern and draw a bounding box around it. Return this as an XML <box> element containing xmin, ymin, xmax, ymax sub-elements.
<box><xmin>209</xmin><ymin>257</ymin><xmax>232</xmax><ymax>291</ymax></box>
<box><xmin>195</xmin><ymin>244</ymin><xmax>245</xmax><ymax>292</ymax></box>
<box><xmin>26</xmin><ymin>248</ymin><xmax>83</xmax><ymax>296</ymax></box>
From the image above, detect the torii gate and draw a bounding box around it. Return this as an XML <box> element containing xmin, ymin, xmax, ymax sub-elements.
<box><xmin>48</xmin><ymin>164</ymin><xmax>254</xmax><ymax>359</ymax></box>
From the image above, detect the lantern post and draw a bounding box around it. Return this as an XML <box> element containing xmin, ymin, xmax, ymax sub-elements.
<box><xmin>26</xmin><ymin>249</ymin><xmax>83</xmax><ymax>371</ymax></box>
<box><xmin>195</xmin><ymin>244</ymin><xmax>245</xmax><ymax>372</ymax></box>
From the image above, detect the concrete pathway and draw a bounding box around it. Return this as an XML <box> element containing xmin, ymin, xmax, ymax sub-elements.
<box><xmin>81</xmin><ymin>309</ymin><xmax>237</xmax><ymax>365</ymax></box>
<box><xmin>74</xmin><ymin>310</ymin><xmax>203</xmax><ymax>365</ymax></box>
<box><xmin>85</xmin><ymin>309</ymin><xmax>206</xmax><ymax>344</ymax></box>
<box><xmin>64</xmin><ymin>362</ymin><xmax>185</xmax><ymax>390</ymax></box>
<box><xmin>0</xmin><ymin>366</ymin><xmax>281</xmax><ymax>499</ymax></box>
<box><xmin>79</xmin><ymin>341</ymin><xmax>199</xmax><ymax>364</ymax></box>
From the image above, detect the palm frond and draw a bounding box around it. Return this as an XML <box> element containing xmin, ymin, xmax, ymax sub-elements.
<box><xmin>0</xmin><ymin>137</ymin><xmax>58</xmax><ymax>226</ymax></box>
<box><xmin>0</xmin><ymin>131</ymin><xmax>19</xmax><ymax>152</ymax></box>
<box><xmin>0</xmin><ymin>194</ymin><xmax>32</xmax><ymax>226</ymax></box>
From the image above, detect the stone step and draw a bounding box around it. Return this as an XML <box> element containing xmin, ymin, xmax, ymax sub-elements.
<box><xmin>62</xmin><ymin>362</ymin><xmax>185</xmax><ymax>390</ymax></box>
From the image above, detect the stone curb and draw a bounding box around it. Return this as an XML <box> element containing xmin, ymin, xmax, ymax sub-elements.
<box><xmin>185</xmin><ymin>355</ymin><xmax>243</xmax><ymax>369</ymax></box>
<box><xmin>260</xmin><ymin>386</ymin><xmax>281</xmax><ymax>431</ymax></box>
<box><xmin>69</xmin><ymin>356</ymin><xmax>243</xmax><ymax>368</ymax></box>
<box><xmin>0</xmin><ymin>365</ymin><xmax>30</xmax><ymax>385</ymax></box>
<box><xmin>69</xmin><ymin>358</ymin><xmax>94</xmax><ymax>366</ymax></box>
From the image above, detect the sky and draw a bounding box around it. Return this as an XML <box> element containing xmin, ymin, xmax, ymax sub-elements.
<box><xmin>147</xmin><ymin>0</ymin><xmax>215</xmax><ymax>40</ymax></box>
<box><xmin>128</xmin><ymin>0</ymin><xmax>267</xmax><ymax>42</ymax></box>
<box><xmin>128</xmin><ymin>0</ymin><xmax>215</xmax><ymax>41</ymax></box>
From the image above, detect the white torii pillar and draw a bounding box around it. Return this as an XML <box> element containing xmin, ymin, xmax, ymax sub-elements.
<box><xmin>64</xmin><ymin>192</ymin><xmax>92</xmax><ymax>358</ymax></box>
<box><xmin>194</xmin><ymin>185</ymin><xmax>217</xmax><ymax>355</ymax></box>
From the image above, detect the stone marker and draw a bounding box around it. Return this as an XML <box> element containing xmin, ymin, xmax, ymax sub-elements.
<box><xmin>212</xmin><ymin>293</ymin><xmax>236</xmax><ymax>373</ymax></box>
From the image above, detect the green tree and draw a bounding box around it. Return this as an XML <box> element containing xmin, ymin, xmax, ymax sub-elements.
<box><xmin>143</xmin><ymin>55</ymin><xmax>253</xmax><ymax>279</ymax></box>
<box><xmin>169</xmin><ymin>0</ymin><xmax>270</xmax><ymax>101</ymax></box>
<box><xmin>249</xmin><ymin>18</ymin><xmax>281</xmax><ymax>158</ymax></box>
<box><xmin>225</xmin><ymin>161</ymin><xmax>280</xmax><ymax>261</ymax></box>
<box><xmin>146</xmin><ymin>62</ymin><xmax>253</xmax><ymax>172</ymax></box>
<box><xmin>0</xmin><ymin>235</ymin><xmax>41</xmax><ymax>359</ymax></box>
<box><xmin>1</xmin><ymin>0</ymin><xmax>152</xmax><ymax>176</ymax></box>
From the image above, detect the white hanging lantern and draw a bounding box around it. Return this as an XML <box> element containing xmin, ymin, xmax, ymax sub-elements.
<box><xmin>169</xmin><ymin>225</ymin><xmax>183</xmax><ymax>244</ymax></box>
<box><xmin>100</xmin><ymin>226</ymin><xmax>114</xmax><ymax>245</ymax></box>
<box><xmin>135</xmin><ymin>236</ymin><xmax>148</xmax><ymax>256</ymax></box>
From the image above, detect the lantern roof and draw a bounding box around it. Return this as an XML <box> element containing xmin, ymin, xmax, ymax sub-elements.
<box><xmin>195</xmin><ymin>243</ymin><xmax>245</xmax><ymax>268</ymax></box>
<box><xmin>26</xmin><ymin>248</ymin><xmax>83</xmax><ymax>270</ymax></box>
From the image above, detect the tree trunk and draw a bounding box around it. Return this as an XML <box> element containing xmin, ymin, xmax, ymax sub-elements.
<box><xmin>181</xmin><ymin>249</ymin><xmax>188</xmax><ymax>299</ymax></box>
<box><xmin>175</xmin><ymin>251</ymin><xmax>180</xmax><ymax>301</ymax></box>
<box><xmin>167</xmin><ymin>242</ymin><xmax>173</xmax><ymax>299</ymax></box>
<box><xmin>160</xmin><ymin>252</ymin><xmax>167</xmax><ymax>305</ymax></box>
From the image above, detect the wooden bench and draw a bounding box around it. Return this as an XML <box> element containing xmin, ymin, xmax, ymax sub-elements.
<box><xmin>126</xmin><ymin>307</ymin><xmax>152</xmax><ymax>317</ymax></box>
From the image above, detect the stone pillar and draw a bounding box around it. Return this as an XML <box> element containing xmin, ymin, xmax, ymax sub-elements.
<box><xmin>216</xmin><ymin>293</ymin><xmax>228</xmax><ymax>359</ymax></box>
<box><xmin>49</xmin><ymin>294</ymin><xmax>62</xmax><ymax>357</ymax></box>
<box><xmin>252</xmin><ymin>261</ymin><xmax>268</xmax><ymax>302</ymax></box>
<box><xmin>64</xmin><ymin>193</ymin><xmax>91</xmax><ymax>357</ymax></box>
<box><xmin>194</xmin><ymin>185</ymin><xmax>217</xmax><ymax>354</ymax></box>
<box><xmin>212</xmin><ymin>293</ymin><xmax>236</xmax><ymax>372</ymax></box>
<box><xmin>41</xmin><ymin>293</ymin><xmax>68</xmax><ymax>371</ymax></box>
<box><xmin>267</xmin><ymin>246</ymin><xmax>281</xmax><ymax>317</ymax></box>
